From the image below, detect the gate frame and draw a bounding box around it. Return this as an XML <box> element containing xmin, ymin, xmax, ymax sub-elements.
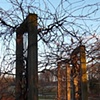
<box><xmin>57</xmin><ymin>45</ymin><xmax>88</xmax><ymax>100</ymax></box>
<box><xmin>16</xmin><ymin>13</ymin><xmax>38</xmax><ymax>100</ymax></box>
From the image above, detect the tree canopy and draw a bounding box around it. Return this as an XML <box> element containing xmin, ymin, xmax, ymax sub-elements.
<box><xmin>0</xmin><ymin>0</ymin><xmax>100</xmax><ymax>99</ymax></box>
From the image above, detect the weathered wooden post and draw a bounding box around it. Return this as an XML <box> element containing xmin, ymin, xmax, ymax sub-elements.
<box><xmin>16</xmin><ymin>13</ymin><xmax>38</xmax><ymax>100</ymax></box>
<box><xmin>66</xmin><ymin>63</ymin><xmax>71</xmax><ymax>100</ymax></box>
<box><xmin>27</xmin><ymin>14</ymin><xmax>38</xmax><ymax>100</ymax></box>
<box><xmin>57</xmin><ymin>60</ymin><xmax>70</xmax><ymax>100</ymax></box>
<box><xmin>57</xmin><ymin>62</ymin><xmax>62</xmax><ymax>100</ymax></box>
<box><xmin>16</xmin><ymin>30</ymin><xmax>24</xmax><ymax>100</ymax></box>
<box><xmin>80</xmin><ymin>45</ymin><xmax>88</xmax><ymax>100</ymax></box>
<box><xmin>71</xmin><ymin>45</ymin><xmax>88</xmax><ymax>100</ymax></box>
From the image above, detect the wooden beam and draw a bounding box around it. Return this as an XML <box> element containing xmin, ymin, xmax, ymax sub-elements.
<box><xmin>16</xmin><ymin>13</ymin><xmax>38</xmax><ymax>100</ymax></box>
<box><xmin>27</xmin><ymin>14</ymin><xmax>38</xmax><ymax>100</ymax></box>
<box><xmin>16</xmin><ymin>31</ymin><xmax>23</xmax><ymax>100</ymax></box>
<box><xmin>57</xmin><ymin>62</ymin><xmax>62</xmax><ymax>100</ymax></box>
<box><xmin>80</xmin><ymin>45</ymin><xmax>88</xmax><ymax>100</ymax></box>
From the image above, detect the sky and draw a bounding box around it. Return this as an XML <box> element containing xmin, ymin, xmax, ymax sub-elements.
<box><xmin>0</xmin><ymin>0</ymin><xmax>100</xmax><ymax>11</ymax></box>
<box><xmin>0</xmin><ymin>0</ymin><xmax>100</xmax><ymax>53</ymax></box>
<box><xmin>0</xmin><ymin>0</ymin><xmax>60</xmax><ymax>10</ymax></box>
<box><xmin>0</xmin><ymin>0</ymin><xmax>100</xmax><ymax>7</ymax></box>
<box><xmin>0</xmin><ymin>0</ymin><xmax>100</xmax><ymax>54</ymax></box>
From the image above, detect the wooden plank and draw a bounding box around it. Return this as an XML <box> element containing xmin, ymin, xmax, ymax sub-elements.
<box><xmin>80</xmin><ymin>45</ymin><xmax>88</xmax><ymax>100</ymax></box>
<box><xmin>27</xmin><ymin>14</ymin><xmax>38</xmax><ymax>100</ymax></box>
<box><xmin>16</xmin><ymin>31</ymin><xmax>24</xmax><ymax>100</ymax></box>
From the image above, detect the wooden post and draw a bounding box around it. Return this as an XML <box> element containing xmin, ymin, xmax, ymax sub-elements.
<box><xmin>16</xmin><ymin>13</ymin><xmax>38</xmax><ymax>100</ymax></box>
<box><xmin>27</xmin><ymin>14</ymin><xmax>38</xmax><ymax>100</ymax></box>
<box><xmin>16</xmin><ymin>31</ymin><xmax>23</xmax><ymax>100</ymax></box>
<box><xmin>80</xmin><ymin>45</ymin><xmax>88</xmax><ymax>100</ymax></box>
<box><xmin>66</xmin><ymin>64</ymin><xmax>71</xmax><ymax>100</ymax></box>
<box><xmin>57</xmin><ymin>62</ymin><xmax>61</xmax><ymax>100</ymax></box>
<box><xmin>71</xmin><ymin>45</ymin><xmax>88</xmax><ymax>100</ymax></box>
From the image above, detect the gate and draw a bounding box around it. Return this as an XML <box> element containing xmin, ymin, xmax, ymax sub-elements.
<box><xmin>57</xmin><ymin>45</ymin><xmax>88</xmax><ymax>100</ymax></box>
<box><xmin>16</xmin><ymin>13</ymin><xmax>88</xmax><ymax>100</ymax></box>
<box><xmin>16</xmin><ymin>14</ymin><xmax>38</xmax><ymax>100</ymax></box>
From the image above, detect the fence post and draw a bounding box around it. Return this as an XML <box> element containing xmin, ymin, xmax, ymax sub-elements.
<box><xmin>16</xmin><ymin>13</ymin><xmax>38</xmax><ymax>100</ymax></box>
<box><xmin>16</xmin><ymin>31</ymin><xmax>24</xmax><ymax>100</ymax></box>
<box><xmin>80</xmin><ymin>45</ymin><xmax>88</xmax><ymax>100</ymax></box>
<box><xmin>57</xmin><ymin>62</ymin><xmax>62</xmax><ymax>100</ymax></box>
<box><xmin>66</xmin><ymin>63</ymin><xmax>71</xmax><ymax>100</ymax></box>
<box><xmin>27</xmin><ymin>14</ymin><xmax>38</xmax><ymax>100</ymax></box>
<box><xmin>70</xmin><ymin>45</ymin><xmax>88</xmax><ymax>100</ymax></box>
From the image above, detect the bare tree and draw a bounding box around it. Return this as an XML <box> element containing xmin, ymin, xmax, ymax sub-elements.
<box><xmin>0</xmin><ymin>0</ymin><xmax>100</xmax><ymax>99</ymax></box>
